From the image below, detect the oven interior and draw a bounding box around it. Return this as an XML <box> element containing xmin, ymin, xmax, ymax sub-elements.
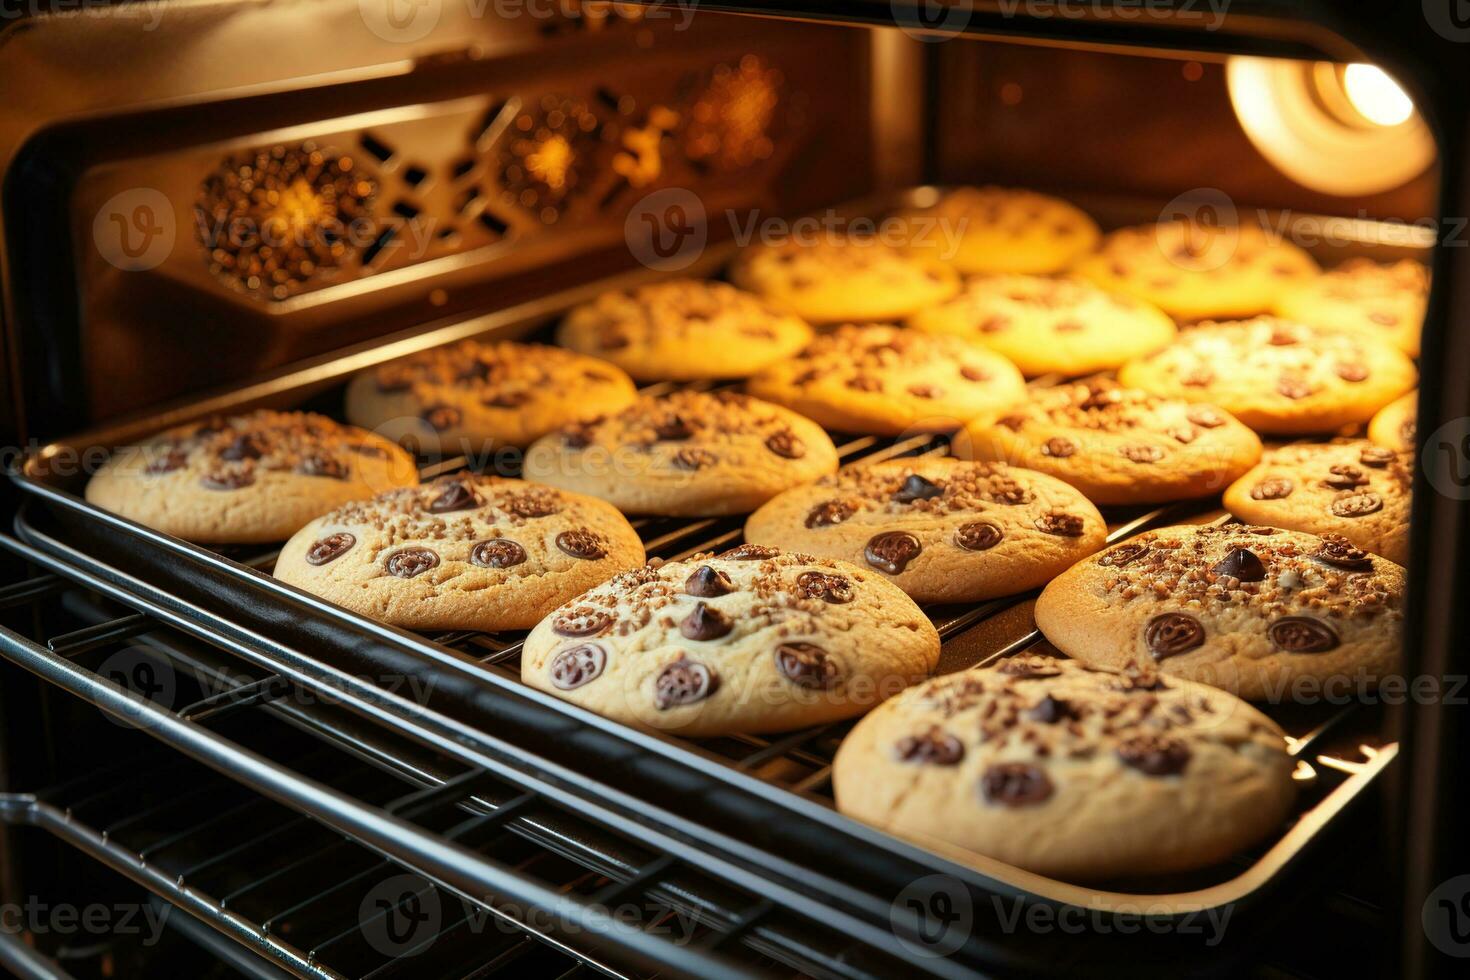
<box><xmin>0</xmin><ymin>2</ymin><xmax>1456</xmax><ymax>977</ymax></box>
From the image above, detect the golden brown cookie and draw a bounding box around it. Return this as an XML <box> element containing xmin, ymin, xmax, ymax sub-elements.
<box><xmin>744</xmin><ymin>458</ymin><xmax>1106</xmax><ymax>603</ymax></box>
<box><xmin>1223</xmin><ymin>440</ymin><xmax>1410</xmax><ymax>565</ymax></box>
<box><xmin>746</xmin><ymin>324</ymin><xmax>1026</xmax><ymax>435</ymax></box>
<box><xmin>1274</xmin><ymin>258</ymin><xmax>1428</xmax><ymax>357</ymax></box>
<box><xmin>555</xmin><ymin>279</ymin><xmax>813</xmax><ymax>382</ymax></box>
<box><xmin>1074</xmin><ymin>221</ymin><xmax>1319</xmax><ymax>320</ymax></box>
<box><xmin>1034</xmin><ymin>524</ymin><xmax>1405</xmax><ymax>701</ymax></box>
<box><xmin>833</xmin><ymin>656</ymin><xmax>1295</xmax><ymax>881</ymax></box>
<box><xmin>963</xmin><ymin>380</ymin><xmax>1262</xmax><ymax>505</ymax></box>
<box><xmin>1116</xmin><ymin>317</ymin><xmax>1417</xmax><ymax>435</ymax></box>
<box><xmin>522</xmin><ymin>390</ymin><xmax>839</xmax><ymax>517</ymax></box>
<box><xmin>85</xmin><ymin>411</ymin><xmax>419</xmax><ymax>544</ymax></box>
<box><xmin>1368</xmin><ymin>389</ymin><xmax>1417</xmax><ymax>453</ymax></box>
<box><xmin>908</xmin><ymin>274</ymin><xmax>1176</xmax><ymax>377</ymax></box>
<box><xmin>729</xmin><ymin>236</ymin><xmax>960</xmax><ymax>323</ymax></box>
<box><xmin>892</xmin><ymin>186</ymin><xmax>1101</xmax><ymax>275</ymax></box>
<box><xmin>274</xmin><ymin>475</ymin><xmax>645</xmax><ymax>632</ymax></box>
<box><xmin>344</xmin><ymin>340</ymin><xmax>637</xmax><ymax>454</ymax></box>
<box><xmin>522</xmin><ymin>547</ymin><xmax>941</xmax><ymax>736</ymax></box>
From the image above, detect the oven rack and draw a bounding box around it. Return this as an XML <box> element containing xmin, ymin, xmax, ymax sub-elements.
<box><xmin>0</xmin><ymin>540</ymin><xmax>923</xmax><ymax>980</ymax></box>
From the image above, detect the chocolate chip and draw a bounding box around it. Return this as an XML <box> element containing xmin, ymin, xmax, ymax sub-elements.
<box><xmin>1098</xmin><ymin>542</ymin><xmax>1148</xmax><ymax>567</ymax></box>
<box><xmin>721</xmin><ymin>543</ymin><xmax>780</xmax><ymax>561</ymax></box>
<box><xmin>1359</xmin><ymin>447</ymin><xmax>1395</xmax><ymax>468</ymax></box>
<box><xmin>422</xmin><ymin>404</ymin><xmax>462</xmax><ymax>431</ymax></box>
<box><xmin>305</xmin><ymin>532</ymin><xmax>355</xmax><ymax>565</ymax></box>
<box><xmin>550</xmin><ymin>644</ymin><xmax>607</xmax><ymax>690</ymax></box>
<box><xmin>1054</xmin><ymin>319</ymin><xmax>1083</xmax><ymax>333</ymax></box>
<box><xmin>554</xmin><ymin>608</ymin><xmax>615</xmax><ymax>637</ymax></box>
<box><xmin>428</xmin><ymin>482</ymin><xmax>479</xmax><ymax>513</ymax></box>
<box><xmin>483</xmin><ymin>390</ymin><xmax>530</xmax><ymax>409</ymax></box>
<box><xmin>201</xmin><ymin>468</ymin><xmax>255</xmax><ymax>490</ymax></box>
<box><xmin>794</xmin><ymin>570</ymin><xmax>854</xmax><ymax>604</ymax></box>
<box><xmin>507</xmin><ymin>493</ymin><xmax>560</xmax><ymax>519</ymax></box>
<box><xmin>1145</xmin><ymin>612</ymin><xmax>1205</xmax><ymax>659</ymax></box>
<box><xmin>1331</xmin><ymin>491</ymin><xmax>1383</xmax><ymax>517</ymax></box>
<box><xmin>980</xmin><ymin>763</ymin><xmax>1053</xmax><ymax>807</ymax></box>
<box><xmin>386</xmin><ymin>548</ymin><xmax>439</xmax><ymax>578</ymax></box>
<box><xmin>1250</xmin><ymin>478</ymin><xmax>1294</xmax><ymax>500</ymax></box>
<box><xmin>995</xmin><ymin>415</ymin><xmax>1026</xmax><ymax>432</ymax></box>
<box><xmin>1211</xmin><ymin>547</ymin><xmax>1266</xmax><ymax>583</ymax></box>
<box><xmin>765</xmin><ymin>431</ymin><xmax>805</xmax><ymax>459</ymax></box>
<box><xmin>456</xmin><ymin>359</ymin><xmax>491</xmax><ymax>384</ymax></box>
<box><xmin>805</xmin><ymin>499</ymin><xmax>857</xmax><ymax>528</ymax></box>
<box><xmin>1181</xmin><ymin>369</ymin><xmax>1214</xmax><ymax>387</ymax></box>
<box><xmin>471</xmin><ymin>539</ymin><xmax>526</xmax><ymax>569</ymax></box>
<box><xmin>1322</xmin><ymin>464</ymin><xmax>1368</xmax><ymax>490</ymax></box>
<box><xmin>907</xmin><ymin>383</ymin><xmax>941</xmax><ymax>399</ymax></box>
<box><xmin>562</xmin><ymin>424</ymin><xmax>596</xmax><ymax>449</ymax></box>
<box><xmin>673</xmin><ymin>447</ymin><xmax>718</xmax><ymax>471</ymax></box>
<box><xmin>655</xmin><ymin>659</ymin><xmax>717</xmax><ymax>708</ymax></box>
<box><xmin>1276</xmin><ymin>376</ymin><xmax>1315</xmax><ymax>400</ymax></box>
<box><xmin>955</xmin><ymin>521</ymin><xmax>1003</xmax><ymax>552</ymax></box>
<box><xmin>774</xmin><ymin>642</ymin><xmax>839</xmax><ymax>689</ymax></box>
<box><xmin>1029</xmin><ymin>694</ymin><xmax>1079</xmax><ymax>723</ymax></box>
<box><xmin>145</xmin><ymin>449</ymin><xmax>187</xmax><ymax>475</ymax></box>
<box><xmin>864</xmin><ymin>531</ymin><xmax>922</xmax><ymax>574</ymax></box>
<box><xmin>847</xmin><ymin>375</ymin><xmax>883</xmax><ymax>392</ymax></box>
<box><xmin>998</xmin><ymin>656</ymin><xmax>1062</xmax><ymax>678</ymax></box>
<box><xmin>600</xmin><ymin>332</ymin><xmax>631</xmax><ymax>350</ymax></box>
<box><xmin>1120</xmin><ymin>444</ymin><xmax>1165</xmax><ymax>464</ymax></box>
<box><xmin>1401</xmin><ymin>418</ymin><xmax>1416</xmax><ymax>443</ymax></box>
<box><xmin>296</xmin><ymin>455</ymin><xmax>347</xmax><ymax>480</ymax></box>
<box><xmin>1268</xmin><ymin>326</ymin><xmax>1299</xmax><ymax>346</ymax></box>
<box><xmin>1369</xmin><ymin>311</ymin><xmax>1399</xmax><ymax>326</ymax></box>
<box><xmin>1186</xmin><ymin>407</ymin><xmax>1225</xmax><ymax>428</ymax></box>
<box><xmin>1313</xmin><ymin>534</ymin><xmax>1372</xmax><ymax>571</ymax></box>
<box><xmin>217</xmin><ymin>432</ymin><xmax>265</xmax><ymax>462</ymax></box>
<box><xmin>680</xmin><ymin>602</ymin><xmax>733</xmax><ymax>641</ymax></box>
<box><xmin>653</xmin><ymin>415</ymin><xmax>693</xmax><ymax>440</ymax></box>
<box><xmin>1335</xmin><ymin>363</ymin><xmax>1369</xmax><ymax>383</ymax></box>
<box><xmin>895</xmin><ymin>728</ymin><xmax>964</xmax><ymax>765</ymax></box>
<box><xmin>979</xmin><ymin>314</ymin><xmax>1009</xmax><ymax>334</ymax></box>
<box><xmin>893</xmin><ymin>474</ymin><xmax>944</xmax><ymax>503</ymax></box>
<box><xmin>987</xmin><ymin>479</ymin><xmax>1034</xmax><ymax>505</ymax></box>
<box><xmin>556</xmin><ymin>529</ymin><xmax>606</xmax><ymax>559</ymax></box>
<box><xmin>686</xmin><ymin>565</ymin><xmax>735</xmax><ymax>597</ymax></box>
<box><xmin>1269</xmin><ymin>616</ymin><xmax>1340</xmax><ymax>653</ymax></box>
<box><xmin>1040</xmin><ymin>437</ymin><xmax>1076</xmax><ymax>458</ymax></box>
<box><xmin>960</xmin><ymin>365</ymin><xmax>991</xmax><ymax>382</ymax></box>
<box><xmin>1117</xmin><ymin>734</ymin><xmax>1190</xmax><ymax>776</ymax></box>
<box><xmin>1034</xmin><ymin>512</ymin><xmax>1085</xmax><ymax>537</ymax></box>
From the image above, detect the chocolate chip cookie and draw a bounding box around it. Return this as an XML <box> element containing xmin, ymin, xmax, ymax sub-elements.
<box><xmin>908</xmin><ymin>273</ymin><xmax>1176</xmax><ymax>377</ymax></box>
<box><xmin>891</xmin><ymin>186</ymin><xmax>1101</xmax><ymax>275</ymax></box>
<box><xmin>273</xmin><ymin>475</ymin><xmax>645</xmax><ymax>632</ymax></box>
<box><xmin>744</xmin><ymin>459</ymin><xmax>1106</xmax><ymax>603</ymax></box>
<box><xmin>963</xmin><ymin>379</ymin><xmax>1262</xmax><ymax>504</ymax></box>
<box><xmin>1223</xmin><ymin>440</ymin><xmax>1410</xmax><ymax>565</ymax></box>
<box><xmin>729</xmin><ymin>236</ymin><xmax>960</xmax><ymax>323</ymax></box>
<box><xmin>85</xmin><ymin>410</ymin><xmax>419</xmax><ymax>544</ymax></box>
<box><xmin>522</xmin><ymin>549</ymin><xmax>941</xmax><ymax>736</ymax></box>
<box><xmin>1034</xmin><ymin>524</ymin><xmax>1405</xmax><ymax>701</ymax></box>
<box><xmin>1368</xmin><ymin>389</ymin><xmax>1417</xmax><ymax>453</ymax></box>
<box><xmin>746</xmin><ymin>324</ymin><xmax>1026</xmax><ymax>435</ymax></box>
<box><xmin>1275</xmin><ymin>258</ymin><xmax>1428</xmax><ymax>357</ymax></box>
<box><xmin>1074</xmin><ymin>220</ymin><xmax>1319</xmax><ymax>320</ymax></box>
<box><xmin>832</xmin><ymin>655</ymin><xmax>1295</xmax><ymax>881</ymax></box>
<box><xmin>344</xmin><ymin>339</ymin><xmax>637</xmax><ymax>454</ymax></box>
<box><xmin>522</xmin><ymin>389</ymin><xmax>839</xmax><ymax>516</ymax></box>
<box><xmin>556</xmin><ymin>279</ymin><xmax>813</xmax><ymax>382</ymax></box>
<box><xmin>1117</xmin><ymin>317</ymin><xmax>1417</xmax><ymax>435</ymax></box>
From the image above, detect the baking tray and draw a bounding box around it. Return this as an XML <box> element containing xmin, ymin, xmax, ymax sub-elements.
<box><xmin>6</xmin><ymin>191</ymin><xmax>1417</xmax><ymax>952</ymax></box>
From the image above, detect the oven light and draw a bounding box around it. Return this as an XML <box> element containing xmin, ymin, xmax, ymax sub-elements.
<box><xmin>1341</xmin><ymin>63</ymin><xmax>1414</xmax><ymax>127</ymax></box>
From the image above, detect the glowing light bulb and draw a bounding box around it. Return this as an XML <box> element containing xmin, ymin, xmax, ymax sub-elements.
<box><xmin>1342</xmin><ymin>63</ymin><xmax>1414</xmax><ymax>127</ymax></box>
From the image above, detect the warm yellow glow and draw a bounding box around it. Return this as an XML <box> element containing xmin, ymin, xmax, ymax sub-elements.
<box><xmin>1342</xmin><ymin>63</ymin><xmax>1414</xmax><ymax>127</ymax></box>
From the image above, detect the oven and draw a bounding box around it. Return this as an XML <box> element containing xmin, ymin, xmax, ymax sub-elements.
<box><xmin>1</xmin><ymin>1</ymin><xmax>1466</xmax><ymax>977</ymax></box>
